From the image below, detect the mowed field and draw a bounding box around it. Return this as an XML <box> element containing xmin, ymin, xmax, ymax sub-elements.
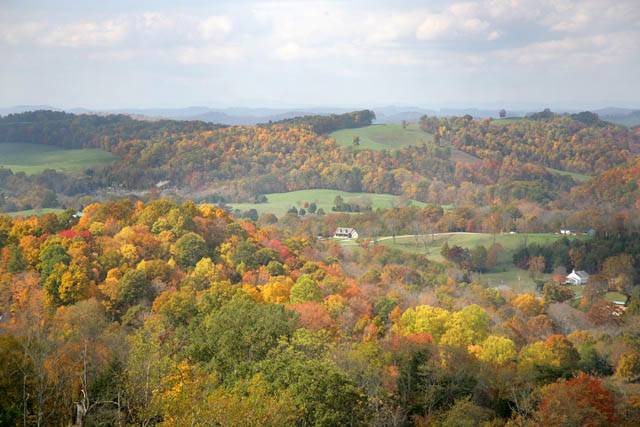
<box><xmin>0</xmin><ymin>143</ymin><xmax>117</xmax><ymax>175</ymax></box>
<box><xmin>6</xmin><ymin>208</ymin><xmax>65</xmax><ymax>217</ymax></box>
<box><xmin>229</xmin><ymin>189</ymin><xmax>427</xmax><ymax>216</ymax></box>
<box><xmin>545</xmin><ymin>166</ymin><xmax>590</xmax><ymax>182</ymax></box>
<box><xmin>330</xmin><ymin>124</ymin><xmax>433</xmax><ymax>151</ymax></box>
<box><xmin>371</xmin><ymin>232</ymin><xmax>583</xmax><ymax>293</ymax></box>
<box><xmin>330</xmin><ymin>123</ymin><xmax>480</xmax><ymax>165</ymax></box>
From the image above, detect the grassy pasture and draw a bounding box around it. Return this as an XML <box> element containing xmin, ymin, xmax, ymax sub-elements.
<box><xmin>5</xmin><ymin>208</ymin><xmax>65</xmax><ymax>217</ymax></box>
<box><xmin>377</xmin><ymin>232</ymin><xmax>581</xmax><ymax>293</ymax></box>
<box><xmin>330</xmin><ymin>123</ymin><xmax>480</xmax><ymax>166</ymax></box>
<box><xmin>0</xmin><ymin>142</ymin><xmax>117</xmax><ymax>175</ymax></box>
<box><xmin>545</xmin><ymin>166</ymin><xmax>590</xmax><ymax>182</ymax></box>
<box><xmin>228</xmin><ymin>189</ymin><xmax>427</xmax><ymax>216</ymax></box>
<box><xmin>330</xmin><ymin>124</ymin><xmax>433</xmax><ymax>151</ymax></box>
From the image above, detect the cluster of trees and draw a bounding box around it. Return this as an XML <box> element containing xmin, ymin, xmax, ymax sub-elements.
<box><xmin>0</xmin><ymin>110</ymin><xmax>217</xmax><ymax>150</ymax></box>
<box><xmin>0</xmin><ymin>168</ymin><xmax>96</xmax><ymax>211</ymax></box>
<box><xmin>332</xmin><ymin>195</ymin><xmax>372</xmax><ymax>212</ymax></box>
<box><xmin>512</xmin><ymin>233</ymin><xmax>640</xmax><ymax>298</ymax></box>
<box><xmin>1</xmin><ymin>199</ymin><xmax>639</xmax><ymax>425</ymax></box>
<box><xmin>271</xmin><ymin>110</ymin><xmax>376</xmax><ymax>134</ymax></box>
<box><xmin>440</xmin><ymin>242</ymin><xmax>492</xmax><ymax>273</ymax></box>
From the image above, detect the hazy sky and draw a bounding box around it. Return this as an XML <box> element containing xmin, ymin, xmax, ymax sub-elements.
<box><xmin>1</xmin><ymin>0</ymin><xmax>639</xmax><ymax>109</ymax></box>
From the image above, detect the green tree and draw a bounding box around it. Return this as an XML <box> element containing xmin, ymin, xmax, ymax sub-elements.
<box><xmin>173</xmin><ymin>232</ymin><xmax>207</xmax><ymax>268</ymax></box>
<box><xmin>188</xmin><ymin>293</ymin><xmax>298</xmax><ymax>380</ymax></box>
<box><xmin>118</xmin><ymin>269</ymin><xmax>151</xmax><ymax>309</ymax></box>
<box><xmin>38</xmin><ymin>242</ymin><xmax>71</xmax><ymax>281</ymax></box>
<box><xmin>290</xmin><ymin>275</ymin><xmax>323</xmax><ymax>304</ymax></box>
<box><xmin>259</xmin><ymin>343</ymin><xmax>367</xmax><ymax>426</ymax></box>
<box><xmin>470</xmin><ymin>245</ymin><xmax>487</xmax><ymax>272</ymax></box>
<box><xmin>439</xmin><ymin>397</ymin><xmax>494</xmax><ymax>427</ymax></box>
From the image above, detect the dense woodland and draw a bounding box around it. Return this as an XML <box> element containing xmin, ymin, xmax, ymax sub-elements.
<box><xmin>1</xmin><ymin>199</ymin><xmax>640</xmax><ymax>426</ymax></box>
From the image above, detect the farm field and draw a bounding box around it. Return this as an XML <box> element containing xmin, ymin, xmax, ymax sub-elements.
<box><xmin>0</xmin><ymin>142</ymin><xmax>117</xmax><ymax>175</ymax></box>
<box><xmin>379</xmin><ymin>232</ymin><xmax>565</xmax><ymax>259</ymax></box>
<box><xmin>331</xmin><ymin>123</ymin><xmax>480</xmax><ymax>165</ymax></box>
<box><xmin>329</xmin><ymin>123</ymin><xmax>433</xmax><ymax>151</ymax></box>
<box><xmin>368</xmin><ymin>232</ymin><xmax>583</xmax><ymax>293</ymax></box>
<box><xmin>545</xmin><ymin>166</ymin><xmax>590</xmax><ymax>182</ymax></box>
<box><xmin>228</xmin><ymin>189</ymin><xmax>427</xmax><ymax>216</ymax></box>
<box><xmin>5</xmin><ymin>208</ymin><xmax>65</xmax><ymax>217</ymax></box>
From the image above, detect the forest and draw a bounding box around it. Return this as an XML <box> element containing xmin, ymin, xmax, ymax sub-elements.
<box><xmin>1</xmin><ymin>199</ymin><xmax>639</xmax><ymax>426</ymax></box>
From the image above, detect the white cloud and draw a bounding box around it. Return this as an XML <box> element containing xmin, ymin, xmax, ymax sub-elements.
<box><xmin>415</xmin><ymin>2</ymin><xmax>497</xmax><ymax>41</ymax></box>
<box><xmin>1</xmin><ymin>1</ymin><xmax>638</xmax><ymax>73</ymax></box>
<box><xmin>178</xmin><ymin>45</ymin><xmax>244</xmax><ymax>65</ymax></box>
<box><xmin>541</xmin><ymin>0</ymin><xmax>640</xmax><ymax>33</ymax></box>
<box><xmin>42</xmin><ymin>20</ymin><xmax>128</xmax><ymax>48</ymax></box>
<box><xmin>198</xmin><ymin>15</ymin><xmax>232</xmax><ymax>40</ymax></box>
<box><xmin>1</xmin><ymin>21</ymin><xmax>43</xmax><ymax>44</ymax></box>
<box><xmin>416</xmin><ymin>14</ymin><xmax>453</xmax><ymax>41</ymax></box>
<box><xmin>273</xmin><ymin>41</ymin><xmax>303</xmax><ymax>61</ymax></box>
<box><xmin>494</xmin><ymin>31</ymin><xmax>637</xmax><ymax>65</ymax></box>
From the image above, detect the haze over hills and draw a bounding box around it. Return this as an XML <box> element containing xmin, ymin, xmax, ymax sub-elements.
<box><xmin>2</xmin><ymin>105</ymin><xmax>639</xmax><ymax>126</ymax></box>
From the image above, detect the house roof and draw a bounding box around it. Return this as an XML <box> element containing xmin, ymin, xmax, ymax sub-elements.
<box><xmin>335</xmin><ymin>227</ymin><xmax>356</xmax><ymax>234</ymax></box>
<box><xmin>567</xmin><ymin>269</ymin><xmax>589</xmax><ymax>280</ymax></box>
<box><xmin>575</xmin><ymin>270</ymin><xmax>589</xmax><ymax>279</ymax></box>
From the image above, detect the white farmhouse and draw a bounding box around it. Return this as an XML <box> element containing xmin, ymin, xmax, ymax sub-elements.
<box><xmin>565</xmin><ymin>269</ymin><xmax>589</xmax><ymax>285</ymax></box>
<box><xmin>334</xmin><ymin>227</ymin><xmax>358</xmax><ymax>239</ymax></box>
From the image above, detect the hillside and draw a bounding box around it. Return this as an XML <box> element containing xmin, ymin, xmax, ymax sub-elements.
<box><xmin>0</xmin><ymin>110</ymin><xmax>596</xmax><ymax>214</ymax></box>
<box><xmin>420</xmin><ymin>113</ymin><xmax>640</xmax><ymax>175</ymax></box>
<box><xmin>570</xmin><ymin>157</ymin><xmax>640</xmax><ymax>209</ymax></box>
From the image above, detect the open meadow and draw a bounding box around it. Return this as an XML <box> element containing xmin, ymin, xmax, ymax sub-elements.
<box><xmin>228</xmin><ymin>189</ymin><xmax>427</xmax><ymax>216</ymax></box>
<box><xmin>6</xmin><ymin>208</ymin><xmax>65</xmax><ymax>217</ymax></box>
<box><xmin>329</xmin><ymin>123</ymin><xmax>433</xmax><ymax>151</ymax></box>
<box><xmin>0</xmin><ymin>142</ymin><xmax>117</xmax><ymax>175</ymax></box>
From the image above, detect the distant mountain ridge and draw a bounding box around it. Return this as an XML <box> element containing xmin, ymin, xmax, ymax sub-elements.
<box><xmin>2</xmin><ymin>105</ymin><xmax>639</xmax><ymax>126</ymax></box>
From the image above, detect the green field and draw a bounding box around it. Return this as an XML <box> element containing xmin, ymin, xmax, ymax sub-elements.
<box><xmin>0</xmin><ymin>143</ymin><xmax>117</xmax><ymax>175</ymax></box>
<box><xmin>376</xmin><ymin>232</ymin><xmax>581</xmax><ymax>293</ymax></box>
<box><xmin>5</xmin><ymin>208</ymin><xmax>65</xmax><ymax>217</ymax></box>
<box><xmin>545</xmin><ymin>166</ymin><xmax>590</xmax><ymax>182</ymax></box>
<box><xmin>330</xmin><ymin>124</ymin><xmax>433</xmax><ymax>151</ymax></box>
<box><xmin>605</xmin><ymin>291</ymin><xmax>628</xmax><ymax>304</ymax></box>
<box><xmin>229</xmin><ymin>189</ymin><xmax>427</xmax><ymax>216</ymax></box>
<box><xmin>330</xmin><ymin>123</ymin><xmax>480</xmax><ymax>166</ymax></box>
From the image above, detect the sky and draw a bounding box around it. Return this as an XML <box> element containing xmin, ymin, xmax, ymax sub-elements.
<box><xmin>1</xmin><ymin>0</ymin><xmax>639</xmax><ymax>110</ymax></box>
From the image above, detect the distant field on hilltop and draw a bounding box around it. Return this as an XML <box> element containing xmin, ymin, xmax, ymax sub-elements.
<box><xmin>329</xmin><ymin>123</ymin><xmax>433</xmax><ymax>151</ymax></box>
<box><xmin>0</xmin><ymin>142</ymin><xmax>117</xmax><ymax>175</ymax></box>
<box><xmin>330</xmin><ymin>123</ymin><xmax>484</xmax><ymax>167</ymax></box>
<box><xmin>228</xmin><ymin>189</ymin><xmax>429</xmax><ymax>216</ymax></box>
<box><xmin>5</xmin><ymin>208</ymin><xmax>65</xmax><ymax>217</ymax></box>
